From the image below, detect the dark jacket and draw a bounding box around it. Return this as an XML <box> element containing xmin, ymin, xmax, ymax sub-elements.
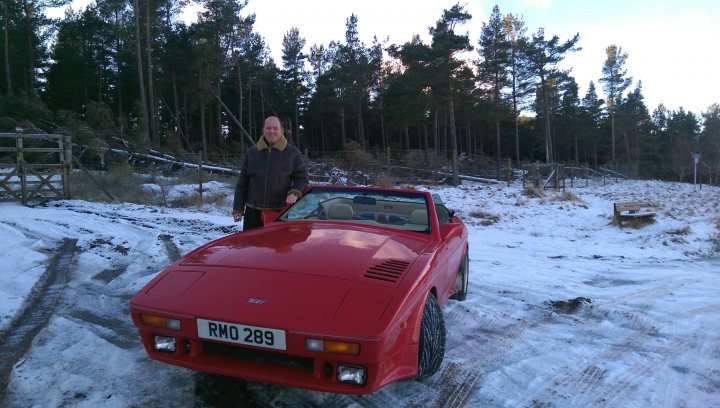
<box><xmin>233</xmin><ymin>135</ymin><xmax>309</xmax><ymax>212</ymax></box>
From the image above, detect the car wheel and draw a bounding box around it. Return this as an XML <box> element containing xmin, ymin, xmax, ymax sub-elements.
<box><xmin>450</xmin><ymin>251</ymin><xmax>469</xmax><ymax>301</ymax></box>
<box><xmin>416</xmin><ymin>292</ymin><xmax>446</xmax><ymax>380</ymax></box>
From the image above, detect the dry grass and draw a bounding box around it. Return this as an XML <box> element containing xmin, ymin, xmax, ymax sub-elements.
<box><xmin>72</xmin><ymin>165</ymin><xmax>230</xmax><ymax>209</ymax></box>
<box><xmin>554</xmin><ymin>191</ymin><xmax>583</xmax><ymax>203</ymax></box>
<box><xmin>666</xmin><ymin>226</ymin><xmax>691</xmax><ymax>235</ymax></box>
<box><xmin>469</xmin><ymin>210</ymin><xmax>500</xmax><ymax>226</ymax></box>
<box><xmin>623</xmin><ymin>217</ymin><xmax>657</xmax><ymax>229</ymax></box>
<box><xmin>374</xmin><ymin>174</ymin><xmax>399</xmax><ymax>188</ymax></box>
<box><xmin>522</xmin><ymin>186</ymin><xmax>545</xmax><ymax>198</ymax></box>
<box><xmin>711</xmin><ymin>233</ymin><xmax>720</xmax><ymax>254</ymax></box>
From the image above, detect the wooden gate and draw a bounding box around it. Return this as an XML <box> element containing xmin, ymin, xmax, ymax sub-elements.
<box><xmin>0</xmin><ymin>131</ymin><xmax>72</xmax><ymax>204</ymax></box>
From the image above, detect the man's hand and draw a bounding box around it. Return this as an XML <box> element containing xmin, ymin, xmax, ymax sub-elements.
<box><xmin>232</xmin><ymin>211</ymin><xmax>243</xmax><ymax>222</ymax></box>
<box><xmin>286</xmin><ymin>194</ymin><xmax>298</xmax><ymax>205</ymax></box>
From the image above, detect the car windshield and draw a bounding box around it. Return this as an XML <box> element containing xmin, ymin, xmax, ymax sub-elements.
<box><xmin>279</xmin><ymin>187</ymin><xmax>431</xmax><ymax>233</ymax></box>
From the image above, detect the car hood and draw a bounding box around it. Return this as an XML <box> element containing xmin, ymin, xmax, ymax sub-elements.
<box><xmin>134</xmin><ymin>222</ymin><xmax>433</xmax><ymax>333</ymax></box>
<box><xmin>181</xmin><ymin>222</ymin><xmax>430</xmax><ymax>280</ymax></box>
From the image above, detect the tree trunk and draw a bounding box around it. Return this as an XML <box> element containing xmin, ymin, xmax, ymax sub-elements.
<box><xmin>132</xmin><ymin>0</ymin><xmax>149</xmax><ymax>144</ymax></box>
<box><xmin>433</xmin><ymin>109</ymin><xmax>439</xmax><ymax>152</ymax></box>
<box><xmin>236</xmin><ymin>60</ymin><xmax>245</xmax><ymax>150</ymax></box>
<box><xmin>356</xmin><ymin>103</ymin><xmax>365</xmax><ymax>148</ymax></box>
<box><xmin>200</xmin><ymin>101</ymin><xmax>208</xmax><ymax>159</ymax></box>
<box><xmin>115</xmin><ymin>9</ymin><xmax>123</xmax><ymax>119</ymax></box>
<box><xmin>610</xmin><ymin>111</ymin><xmax>616</xmax><ymax>162</ymax></box>
<box><xmin>379</xmin><ymin>96</ymin><xmax>386</xmax><ymax>150</ymax></box>
<box><xmin>259</xmin><ymin>77</ymin><xmax>265</xmax><ymax>121</ymax></box>
<box><xmin>423</xmin><ymin>123</ymin><xmax>429</xmax><ymax>151</ymax></box>
<box><xmin>495</xmin><ymin>85</ymin><xmax>501</xmax><ymax>176</ymax></box>
<box><xmin>3</xmin><ymin>0</ymin><xmax>11</xmax><ymax>95</ymax></box>
<box><xmin>340</xmin><ymin>107</ymin><xmax>346</xmax><ymax>143</ymax></box>
<box><xmin>448</xmin><ymin>81</ymin><xmax>459</xmax><ymax>186</ymax></box>
<box><xmin>144</xmin><ymin>0</ymin><xmax>158</xmax><ymax>145</ymax></box>
<box><xmin>541</xmin><ymin>74</ymin><xmax>553</xmax><ymax>163</ymax></box>
<box><xmin>247</xmin><ymin>74</ymin><xmax>253</xmax><ymax>138</ymax></box>
<box><xmin>623</xmin><ymin>131</ymin><xmax>631</xmax><ymax>163</ymax></box>
<box><xmin>26</xmin><ymin>12</ymin><xmax>34</xmax><ymax>92</ymax></box>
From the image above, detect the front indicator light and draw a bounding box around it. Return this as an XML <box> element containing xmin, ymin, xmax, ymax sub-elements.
<box><xmin>141</xmin><ymin>314</ymin><xmax>181</xmax><ymax>330</ymax></box>
<box><xmin>305</xmin><ymin>339</ymin><xmax>360</xmax><ymax>355</ymax></box>
<box><xmin>337</xmin><ymin>364</ymin><xmax>366</xmax><ymax>385</ymax></box>
<box><xmin>306</xmin><ymin>338</ymin><xmax>323</xmax><ymax>352</ymax></box>
<box><xmin>324</xmin><ymin>341</ymin><xmax>360</xmax><ymax>355</ymax></box>
<box><xmin>154</xmin><ymin>335</ymin><xmax>177</xmax><ymax>352</ymax></box>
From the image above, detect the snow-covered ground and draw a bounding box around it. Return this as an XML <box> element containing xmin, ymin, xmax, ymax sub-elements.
<box><xmin>0</xmin><ymin>178</ymin><xmax>718</xmax><ymax>407</ymax></box>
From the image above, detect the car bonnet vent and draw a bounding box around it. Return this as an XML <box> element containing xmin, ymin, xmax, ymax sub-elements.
<box><xmin>364</xmin><ymin>260</ymin><xmax>410</xmax><ymax>283</ymax></box>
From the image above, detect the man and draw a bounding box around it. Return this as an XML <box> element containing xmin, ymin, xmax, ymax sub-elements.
<box><xmin>232</xmin><ymin>116</ymin><xmax>309</xmax><ymax>230</ymax></box>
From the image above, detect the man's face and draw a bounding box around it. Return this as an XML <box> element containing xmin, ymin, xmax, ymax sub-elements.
<box><xmin>263</xmin><ymin>118</ymin><xmax>283</xmax><ymax>145</ymax></box>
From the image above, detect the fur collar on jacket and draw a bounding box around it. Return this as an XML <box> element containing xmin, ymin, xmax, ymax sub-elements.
<box><xmin>257</xmin><ymin>135</ymin><xmax>288</xmax><ymax>151</ymax></box>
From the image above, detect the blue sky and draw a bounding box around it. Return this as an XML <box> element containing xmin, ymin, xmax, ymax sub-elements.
<box><xmin>51</xmin><ymin>0</ymin><xmax>719</xmax><ymax>115</ymax></box>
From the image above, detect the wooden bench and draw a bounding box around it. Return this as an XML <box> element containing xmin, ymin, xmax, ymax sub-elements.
<box><xmin>612</xmin><ymin>201</ymin><xmax>656</xmax><ymax>226</ymax></box>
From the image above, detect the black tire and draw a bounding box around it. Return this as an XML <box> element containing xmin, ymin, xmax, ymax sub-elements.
<box><xmin>450</xmin><ymin>251</ymin><xmax>469</xmax><ymax>301</ymax></box>
<box><xmin>416</xmin><ymin>292</ymin><xmax>446</xmax><ymax>380</ymax></box>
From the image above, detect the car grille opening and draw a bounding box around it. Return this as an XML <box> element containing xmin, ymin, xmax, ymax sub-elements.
<box><xmin>202</xmin><ymin>341</ymin><xmax>313</xmax><ymax>371</ymax></box>
<box><xmin>364</xmin><ymin>260</ymin><xmax>410</xmax><ymax>283</ymax></box>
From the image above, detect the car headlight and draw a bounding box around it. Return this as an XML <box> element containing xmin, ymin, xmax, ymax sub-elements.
<box><xmin>337</xmin><ymin>364</ymin><xmax>366</xmax><ymax>385</ymax></box>
<box><xmin>153</xmin><ymin>335</ymin><xmax>177</xmax><ymax>352</ymax></box>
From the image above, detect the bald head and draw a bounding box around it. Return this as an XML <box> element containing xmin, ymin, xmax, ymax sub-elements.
<box><xmin>263</xmin><ymin>116</ymin><xmax>283</xmax><ymax>145</ymax></box>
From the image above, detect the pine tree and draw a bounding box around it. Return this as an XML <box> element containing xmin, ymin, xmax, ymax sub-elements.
<box><xmin>281</xmin><ymin>27</ymin><xmax>308</xmax><ymax>147</ymax></box>
<box><xmin>523</xmin><ymin>28</ymin><xmax>580</xmax><ymax>163</ymax></box>
<box><xmin>477</xmin><ymin>5</ymin><xmax>510</xmax><ymax>167</ymax></box>
<box><xmin>599</xmin><ymin>44</ymin><xmax>632</xmax><ymax>163</ymax></box>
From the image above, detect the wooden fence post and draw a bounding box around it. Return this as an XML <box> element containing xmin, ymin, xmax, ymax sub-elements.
<box><xmin>507</xmin><ymin>158</ymin><xmax>511</xmax><ymax>187</ymax></box>
<box><xmin>197</xmin><ymin>151</ymin><xmax>203</xmax><ymax>202</ymax></box>
<box><xmin>63</xmin><ymin>134</ymin><xmax>73</xmax><ymax>198</ymax></box>
<box><xmin>585</xmin><ymin>163</ymin><xmax>589</xmax><ymax>187</ymax></box>
<box><xmin>16</xmin><ymin>130</ymin><xmax>27</xmax><ymax>205</ymax></box>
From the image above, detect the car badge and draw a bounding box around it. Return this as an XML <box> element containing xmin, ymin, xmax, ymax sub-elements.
<box><xmin>247</xmin><ymin>298</ymin><xmax>266</xmax><ymax>305</ymax></box>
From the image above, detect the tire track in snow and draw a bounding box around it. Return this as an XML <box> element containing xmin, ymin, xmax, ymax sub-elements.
<box><xmin>0</xmin><ymin>238</ymin><xmax>77</xmax><ymax>395</ymax></box>
<box><xmin>432</xmin><ymin>362</ymin><xmax>483</xmax><ymax>408</ymax></box>
<box><xmin>517</xmin><ymin>275</ymin><xmax>699</xmax><ymax>408</ymax></box>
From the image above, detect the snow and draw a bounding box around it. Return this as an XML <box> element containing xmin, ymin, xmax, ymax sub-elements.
<box><xmin>1</xmin><ymin>178</ymin><xmax>719</xmax><ymax>407</ymax></box>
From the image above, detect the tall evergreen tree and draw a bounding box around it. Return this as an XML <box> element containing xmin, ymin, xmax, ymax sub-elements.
<box><xmin>502</xmin><ymin>12</ymin><xmax>532</xmax><ymax>163</ymax></box>
<box><xmin>387</xmin><ymin>35</ymin><xmax>434</xmax><ymax>151</ymax></box>
<box><xmin>701</xmin><ymin>104</ymin><xmax>720</xmax><ymax>183</ymax></box>
<box><xmin>666</xmin><ymin>108</ymin><xmax>700</xmax><ymax>181</ymax></box>
<box><xmin>331</xmin><ymin>14</ymin><xmax>378</xmax><ymax>148</ymax></box>
<box><xmin>557</xmin><ymin>75</ymin><xmax>580</xmax><ymax>163</ymax></box>
<box><xmin>581</xmin><ymin>81</ymin><xmax>604</xmax><ymax>165</ymax></box>
<box><xmin>280</xmin><ymin>27</ymin><xmax>307</xmax><ymax>147</ymax></box>
<box><xmin>523</xmin><ymin>28</ymin><xmax>580</xmax><ymax>163</ymax></box>
<box><xmin>615</xmin><ymin>82</ymin><xmax>650</xmax><ymax>166</ymax></box>
<box><xmin>599</xmin><ymin>44</ymin><xmax>632</xmax><ymax>163</ymax></box>
<box><xmin>429</xmin><ymin>3</ymin><xmax>472</xmax><ymax>185</ymax></box>
<box><xmin>477</xmin><ymin>5</ymin><xmax>510</xmax><ymax>165</ymax></box>
<box><xmin>1</xmin><ymin>0</ymin><xmax>68</xmax><ymax>96</ymax></box>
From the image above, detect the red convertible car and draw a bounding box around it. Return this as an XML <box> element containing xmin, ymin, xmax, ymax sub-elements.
<box><xmin>130</xmin><ymin>185</ymin><xmax>469</xmax><ymax>394</ymax></box>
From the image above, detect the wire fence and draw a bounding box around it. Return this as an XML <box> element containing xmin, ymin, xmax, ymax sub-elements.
<box><xmin>71</xmin><ymin>144</ymin><xmax>645</xmax><ymax>188</ymax></box>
